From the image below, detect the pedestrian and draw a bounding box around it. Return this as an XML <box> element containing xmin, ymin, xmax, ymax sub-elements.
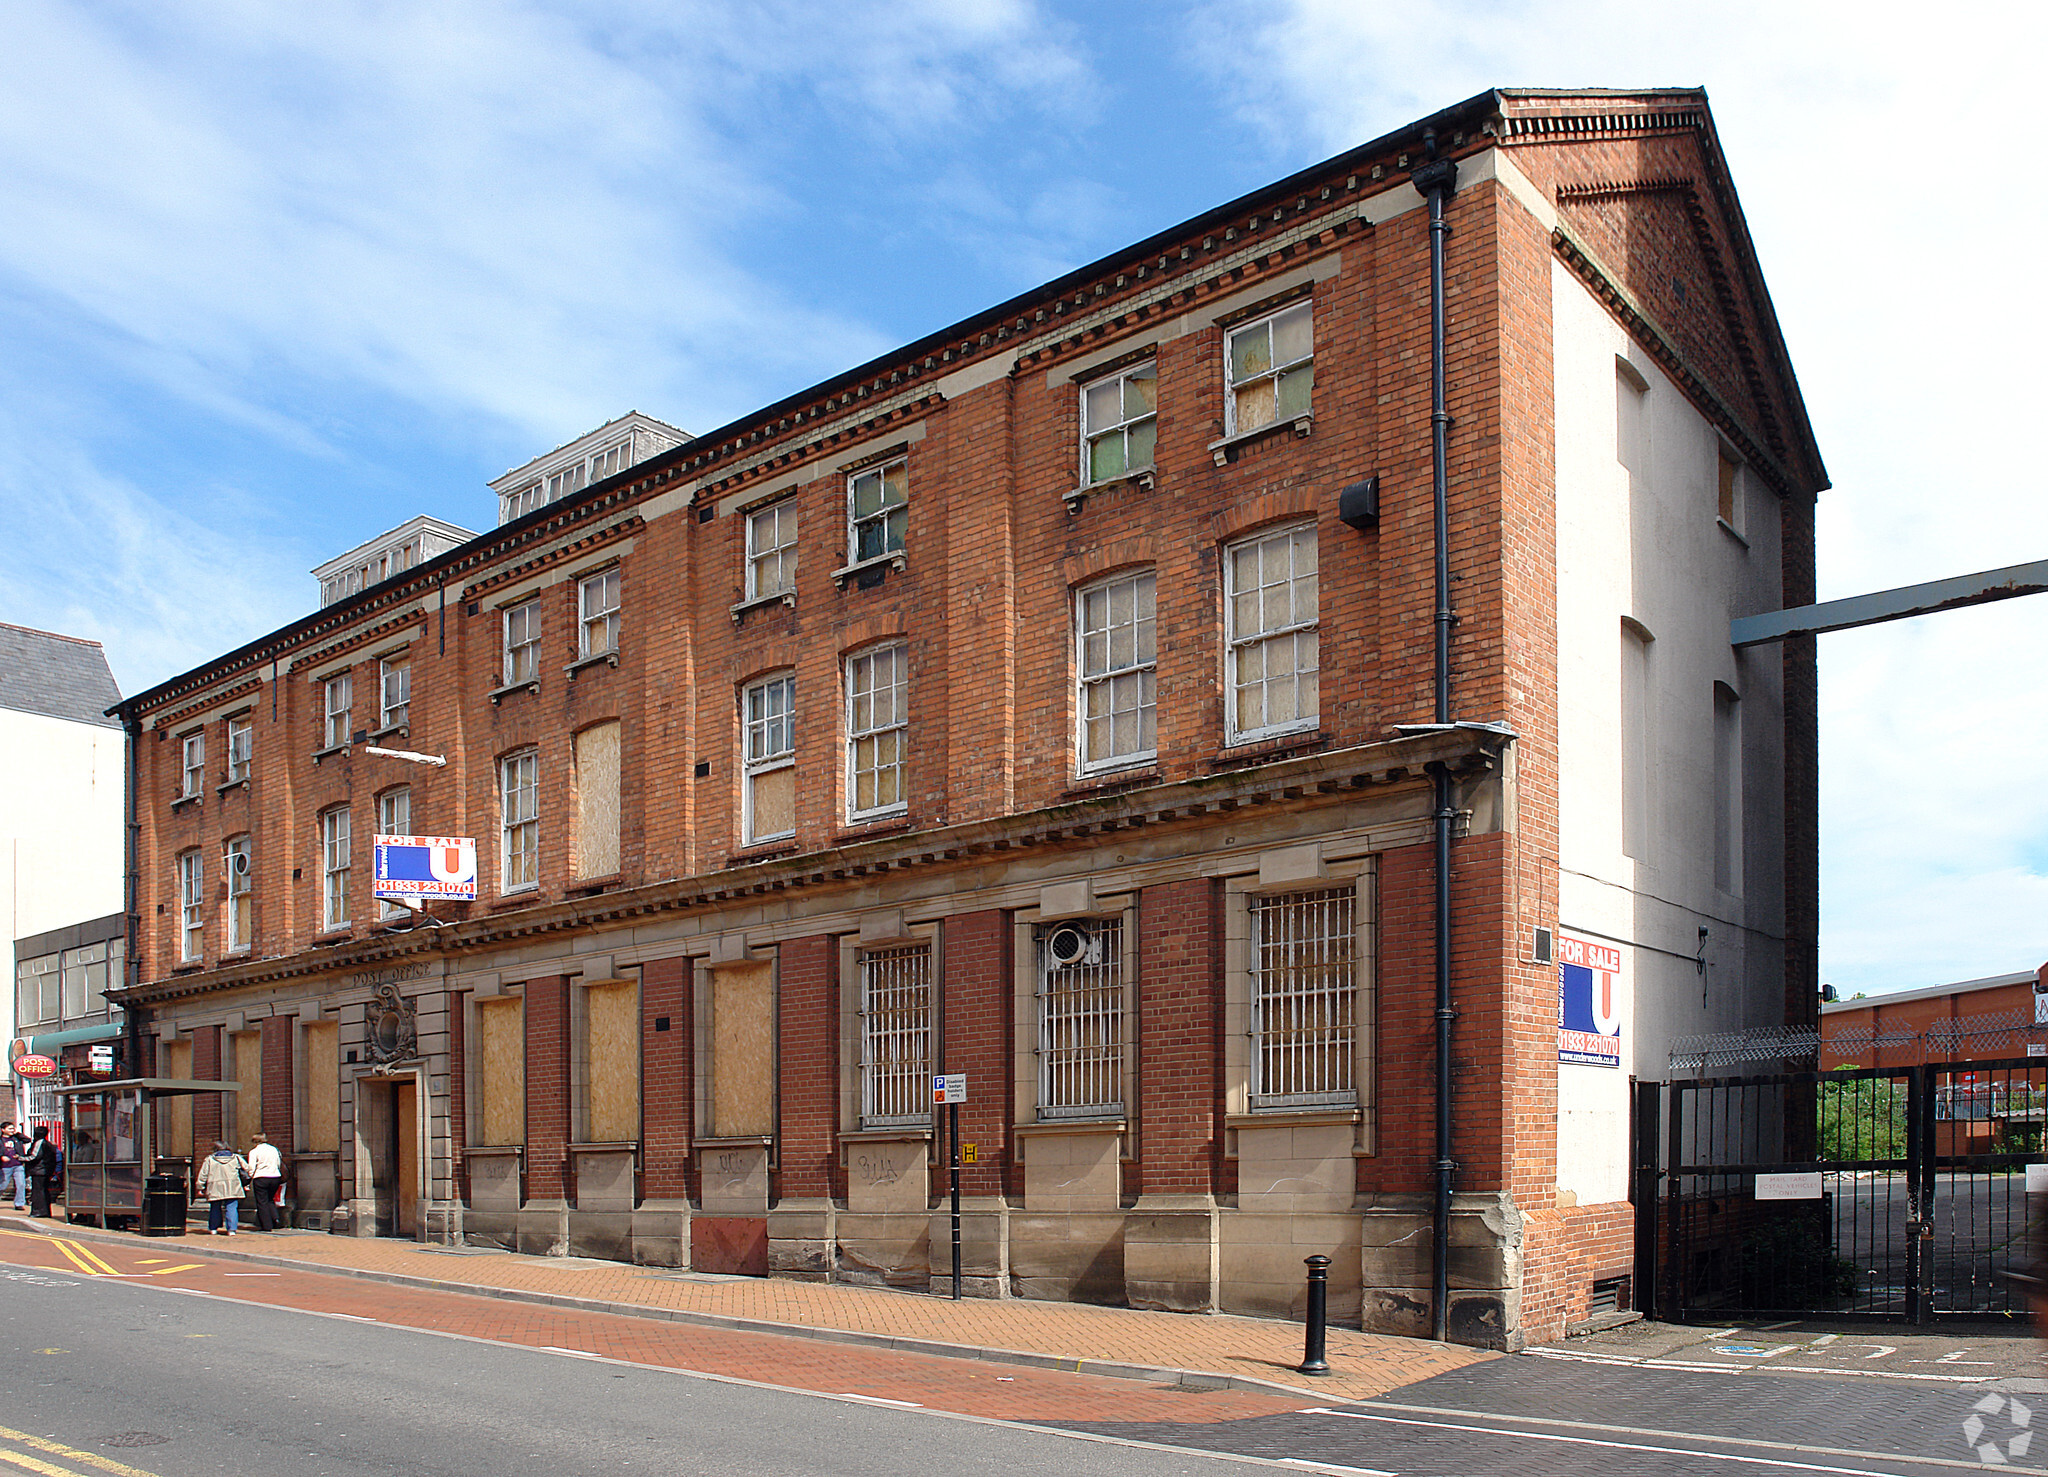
<box><xmin>21</xmin><ymin>1126</ymin><xmax>56</xmax><ymax>1218</ymax></box>
<box><xmin>195</xmin><ymin>1140</ymin><xmax>249</xmax><ymax>1235</ymax></box>
<box><xmin>246</xmin><ymin>1131</ymin><xmax>285</xmax><ymax>1233</ymax></box>
<box><xmin>0</xmin><ymin>1120</ymin><xmax>23</xmax><ymax>1212</ymax></box>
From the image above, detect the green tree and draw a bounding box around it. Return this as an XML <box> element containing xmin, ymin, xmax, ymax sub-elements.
<box><xmin>1819</xmin><ymin>1067</ymin><xmax>1905</xmax><ymax>1163</ymax></box>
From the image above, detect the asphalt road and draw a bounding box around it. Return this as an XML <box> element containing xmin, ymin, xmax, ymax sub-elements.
<box><xmin>4</xmin><ymin>1240</ymin><xmax>2042</xmax><ymax>1477</ymax></box>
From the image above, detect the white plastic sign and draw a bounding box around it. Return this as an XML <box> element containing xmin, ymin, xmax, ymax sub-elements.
<box><xmin>932</xmin><ymin>1073</ymin><xmax>966</xmax><ymax>1105</ymax></box>
<box><xmin>1755</xmin><ymin>1172</ymin><xmax>1823</xmax><ymax>1200</ymax></box>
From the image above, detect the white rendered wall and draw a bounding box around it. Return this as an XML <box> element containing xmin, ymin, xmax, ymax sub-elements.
<box><xmin>1</xmin><ymin>708</ymin><xmax>126</xmax><ymax>1046</ymax></box>
<box><xmin>1551</xmin><ymin>257</ymin><xmax>1790</xmax><ymax>1203</ymax></box>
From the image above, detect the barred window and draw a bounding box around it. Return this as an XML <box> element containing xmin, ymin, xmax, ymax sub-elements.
<box><xmin>1038</xmin><ymin>918</ymin><xmax>1124</xmax><ymax>1117</ymax></box>
<box><xmin>1075</xmin><ymin>570</ymin><xmax>1156</xmax><ymax>772</ymax></box>
<box><xmin>1250</xmin><ymin>888</ymin><xmax>1356</xmax><ymax>1105</ymax></box>
<box><xmin>377</xmin><ymin>787</ymin><xmax>411</xmax><ymax>919</ymax></box>
<box><xmin>846</xmin><ymin>642</ymin><xmax>908</xmax><ymax>820</ymax></box>
<box><xmin>859</xmin><ymin>943</ymin><xmax>931</xmax><ymax>1125</ymax></box>
<box><xmin>1225</xmin><ymin>522</ymin><xmax>1319</xmax><ymax>743</ymax></box>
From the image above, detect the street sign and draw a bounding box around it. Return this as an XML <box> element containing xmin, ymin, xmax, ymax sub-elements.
<box><xmin>962</xmin><ymin>1142</ymin><xmax>977</xmax><ymax>1164</ymax></box>
<box><xmin>373</xmin><ymin>834</ymin><xmax>478</xmax><ymax>902</ymax></box>
<box><xmin>87</xmin><ymin>1045</ymin><xmax>115</xmax><ymax>1073</ymax></box>
<box><xmin>933</xmin><ymin>1073</ymin><xmax>966</xmax><ymax>1104</ymax></box>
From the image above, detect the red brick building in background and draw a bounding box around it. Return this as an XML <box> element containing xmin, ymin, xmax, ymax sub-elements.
<box><xmin>1821</xmin><ymin>966</ymin><xmax>2048</xmax><ymax>1071</ymax></box>
<box><xmin>107</xmin><ymin>88</ymin><xmax>1825</xmax><ymax>1349</ymax></box>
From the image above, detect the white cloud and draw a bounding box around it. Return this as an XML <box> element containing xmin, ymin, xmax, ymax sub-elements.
<box><xmin>0</xmin><ymin>0</ymin><xmax>1099</xmax><ymax>690</ymax></box>
<box><xmin>1189</xmin><ymin>0</ymin><xmax>2048</xmax><ymax>993</ymax></box>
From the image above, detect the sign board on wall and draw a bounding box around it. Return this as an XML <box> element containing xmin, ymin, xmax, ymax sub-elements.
<box><xmin>373</xmin><ymin>835</ymin><xmax>478</xmax><ymax>901</ymax></box>
<box><xmin>1557</xmin><ymin>933</ymin><xmax>1623</xmax><ymax>1068</ymax></box>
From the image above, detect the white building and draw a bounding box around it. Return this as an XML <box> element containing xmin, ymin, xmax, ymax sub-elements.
<box><xmin>488</xmin><ymin>411</ymin><xmax>689</xmax><ymax>526</ymax></box>
<box><xmin>2</xmin><ymin>623</ymin><xmax>124</xmax><ymax>1121</ymax></box>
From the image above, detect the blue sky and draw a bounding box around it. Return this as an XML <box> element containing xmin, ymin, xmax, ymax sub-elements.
<box><xmin>2</xmin><ymin>0</ymin><xmax>2043</xmax><ymax>995</ymax></box>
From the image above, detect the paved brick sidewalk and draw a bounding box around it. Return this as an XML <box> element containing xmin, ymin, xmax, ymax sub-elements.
<box><xmin>17</xmin><ymin>1211</ymin><xmax>1490</xmax><ymax>1402</ymax></box>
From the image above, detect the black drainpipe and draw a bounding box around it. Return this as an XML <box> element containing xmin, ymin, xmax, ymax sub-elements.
<box><xmin>1411</xmin><ymin>136</ymin><xmax>1459</xmax><ymax>1345</ymax></box>
<box><xmin>120</xmin><ymin>714</ymin><xmax>145</xmax><ymax>1079</ymax></box>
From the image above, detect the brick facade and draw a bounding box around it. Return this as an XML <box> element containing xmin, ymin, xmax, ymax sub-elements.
<box><xmin>109</xmin><ymin>90</ymin><xmax>1823</xmax><ymax>1348</ymax></box>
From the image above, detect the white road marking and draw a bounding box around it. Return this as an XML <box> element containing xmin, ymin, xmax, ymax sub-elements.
<box><xmin>1310</xmin><ymin>1407</ymin><xmax>1965</xmax><ymax>1476</ymax></box>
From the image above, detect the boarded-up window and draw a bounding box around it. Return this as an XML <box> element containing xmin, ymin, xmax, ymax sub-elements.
<box><xmin>230</xmin><ymin>1029</ymin><xmax>262</xmax><ymax>1145</ymax></box>
<box><xmin>711</xmin><ymin>961</ymin><xmax>774</xmax><ymax>1137</ymax></box>
<box><xmin>574</xmin><ymin>721</ymin><xmax>622</xmax><ymax>879</ymax></box>
<box><xmin>161</xmin><ymin>1038</ymin><xmax>193</xmax><ymax>1161</ymax></box>
<box><xmin>478</xmin><ymin>996</ymin><xmax>525</xmax><ymax>1146</ymax></box>
<box><xmin>585</xmin><ymin>978</ymin><xmax>639</xmax><ymax>1142</ymax></box>
<box><xmin>303</xmin><ymin>1021</ymin><xmax>339</xmax><ymax>1152</ymax></box>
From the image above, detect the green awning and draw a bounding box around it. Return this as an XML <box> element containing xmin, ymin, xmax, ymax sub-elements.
<box><xmin>27</xmin><ymin>1022</ymin><xmax>123</xmax><ymax>1052</ymax></box>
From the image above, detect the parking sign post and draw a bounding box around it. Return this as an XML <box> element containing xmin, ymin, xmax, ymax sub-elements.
<box><xmin>934</xmin><ymin>1073</ymin><xmax>966</xmax><ymax>1299</ymax></box>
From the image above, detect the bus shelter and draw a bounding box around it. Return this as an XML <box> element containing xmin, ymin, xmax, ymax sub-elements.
<box><xmin>50</xmin><ymin>1078</ymin><xmax>240</xmax><ymax>1228</ymax></box>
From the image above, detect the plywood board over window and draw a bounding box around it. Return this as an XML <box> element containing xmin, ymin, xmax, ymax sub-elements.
<box><xmin>302</xmin><ymin>1021</ymin><xmax>339</xmax><ymax>1153</ymax></box>
<box><xmin>160</xmin><ymin>1039</ymin><xmax>194</xmax><ymax>1161</ymax></box>
<box><xmin>478</xmin><ymin>996</ymin><xmax>525</xmax><ymax>1146</ymax></box>
<box><xmin>711</xmin><ymin>961</ymin><xmax>774</xmax><ymax>1137</ymax></box>
<box><xmin>230</xmin><ymin>1029</ymin><xmax>262</xmax><ymax>1146</ymax></box>
<box><xmin>585</xmin><ymin>978</ymin><xmax>639</xmax><ymax>1142</ymax></box>
<box><xmin>574</xmin><ymin>721</ymin><xmax>622</xmax><ymax>879</ymax></box>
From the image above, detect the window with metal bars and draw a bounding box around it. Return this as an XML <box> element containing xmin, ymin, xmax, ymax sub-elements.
<box><xmin>1037</xmin><ymin>919</ymin><xmax>1125</xmax><ymax>1117</ymax></box>
<box><xmin>859</xmin><ymin>943</ymin><xmax>931</xmax><ymax>1126</ymax></box>
<box><xmin>1250</xmin><ymin>888</ymin><xmax>1356</xmax><ymax>1106</ymax></box>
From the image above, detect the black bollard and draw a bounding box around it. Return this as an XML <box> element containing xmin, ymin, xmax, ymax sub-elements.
<box><xmin>1298</xmin><ymin>1254</ymin><xmax>1332</xmax><ymax>1375</ymax></box>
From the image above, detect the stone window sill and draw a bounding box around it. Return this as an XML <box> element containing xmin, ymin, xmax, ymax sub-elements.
<box><xmin>311</xmin><ymin>743</ymin><xmax>350</xmax><ymax>765</ymax></box>
<box><xmin>1064</xmin><ymin>467</ymin><xmax>1154</xmax><ymax>513</ymax></box>
<box><xmin>1717</xmin><ymin>516</ymin><xmax>1750</xmax><ymax>549</ymax></box>
<box><xmin>487</xmin><ymin>890</ymin><xmax>539</xmax><ymax>912</ymax></box>
<box><xmin>1063</xmin><ymin>765</ymin><xmax>1159</xmax><ymax>799</ymax></box>
<box><xmin>367</xmin><ymin>724</ymin><xmax>409</xmax><ymax>744</ymax></box>
<box><xmin>834</xmin><ymin>812</ymin><xmax>910</xmax><ymax>843</ymax></box>
<box><xmin>1016</xmin><ymin>1118</ymin><xmax>1126</xmax><ymax>1137</ymax></box>
<box><xmin>1208</xmin><ymin>411</ymin><xmax>1313</xmax><ymax>466</ymax></box>
<box><xmin>565</xmin><ymin>651</ymin><xmax>619</xmax><ymax>677</ymax></box>
<box><xmin>170</xmin><ymin>792</ymin><xmax>202</xmax><ymax>811</ymax></box>
<box><xmin>839</xmin><ymin>1126</ymin><xmax>934</xmax><ymax>1144</ymax></box>
<box><xmin>488</xmin><ymin>680</ymin><xmax>540</xmax><ymax>706</ymax></box>
<box><xmin>831</xmin><ymin>551</ymin><xmax>906</xmax><ymax>590</ymax></box>
<box><xmin>730</xmin><ymin>590</ymin><xmax>796</xmax><ymax>624</ymax></box>
<box><xmin>215</xmin><ymin>777</ymin><xmax>250</xmax><ymax>797</ymax></box>
<box><xmin>1208</xmin><ymin>729</ymin><xmax>1330</xmax><ymax>770</ymax></box>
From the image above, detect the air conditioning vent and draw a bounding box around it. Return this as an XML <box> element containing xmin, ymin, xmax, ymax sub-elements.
<box><xmin>1045</xmin><ymin>922</ymin><xmax>1103</xmax><ymax>968</ymax></box>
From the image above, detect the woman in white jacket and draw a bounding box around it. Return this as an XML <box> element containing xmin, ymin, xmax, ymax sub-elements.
<box><xmin>195</xmin><ymin>1141</ymin><xmax>249</xmax><ymax>1235</ymax></box>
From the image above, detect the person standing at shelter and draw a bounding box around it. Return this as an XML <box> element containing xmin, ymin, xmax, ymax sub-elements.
<box><xmin>1</xmin><ymin>1121</ymin><xmax>24</xmax><ymax>1211</ymax></box>
<box><xmin>196</xmin><ymin>1140</ymin><xmax>248</xmax><ymax>1235</ymax></box>
<box><xmin>22</xmin><ymin>1126</ymin><xmax>56</xmax><ymax>1218</ymax></box>
<box><xmin>246</xmin><ymin>1131</ymin><xmax>285</xmax><ymax>1233</ymax></box>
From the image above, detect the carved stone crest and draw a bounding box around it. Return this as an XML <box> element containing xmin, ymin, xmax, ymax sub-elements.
<box><xmin>363</xmin><ymin>983</ymin><xmax>418</xmax><ymax>1066</ymax></box>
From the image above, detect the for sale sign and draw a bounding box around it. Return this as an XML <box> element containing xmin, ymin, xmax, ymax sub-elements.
<box><xmin>373</xmin><ymin>835</ymin><xmax>478</xmax><ymax>901</ymax></box>
<box><xmin>1557</xmin><ymin>933</ymin><xmax>1623</xmax><ymax>1068</ymax></box>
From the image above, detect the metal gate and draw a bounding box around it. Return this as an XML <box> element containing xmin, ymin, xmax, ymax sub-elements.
<box><xmin>1641</xmin><ymin>1057</ymin><xmax>2046</xmax><ymax>1322</ymax></box>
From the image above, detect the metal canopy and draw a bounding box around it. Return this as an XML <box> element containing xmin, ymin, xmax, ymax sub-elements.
<box><xmin>49</xmin><ymin>1077</ymin><xmax>242</xmax><ymax>1097</ymax></box>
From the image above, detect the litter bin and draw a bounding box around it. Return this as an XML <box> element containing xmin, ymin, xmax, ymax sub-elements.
<box><xmin>143</xmin><ymin>1173</ymin><xmax>187</xmax><ymax>1237</ymax></box>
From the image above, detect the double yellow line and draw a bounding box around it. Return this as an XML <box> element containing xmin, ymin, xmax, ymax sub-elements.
<box><xmin>47</xmin><ymin>1237</ymin><xmax>122</xmax><ymax>1278</ymax></box>
<box><xmin>0</xmin><ymin>1423</ymin><xmax>163</xmax><ymax>1477</ymax></box>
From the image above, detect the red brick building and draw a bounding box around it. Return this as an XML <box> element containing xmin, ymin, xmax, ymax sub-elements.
<box><xmin>1821</xmin><ymin>966</ymin><xmax>2048</xmax><ymax>1071</ymax></box>
<box><xmin>107</xmin><ymin>87</ymin><xmax>1825</xmax><ymax>1348</ymax></box>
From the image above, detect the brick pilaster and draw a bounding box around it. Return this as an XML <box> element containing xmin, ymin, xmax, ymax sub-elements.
<box><xmin>522</xmin><ymin>975</ymin><xmax>571</xmax><ymax>1200</ymax></box>
<box><xmin>775</xmin><ymin>936</ymin><xmax>836</xmax><ymax>1198</ymax></box>
<box><xmin>1135</xmin><ymin>879</ymin><xmax>1221</xmax><ymax>1196</ymax></box>
<box><xmin>939</xmin><ymin>910</ymin><xmax>1012</xmax><ymax>1198</ymax></box>
<box><xmin>640</xmin><ymin>955</ymin><xmax>691</xmax><ymax>1199</ymax></box>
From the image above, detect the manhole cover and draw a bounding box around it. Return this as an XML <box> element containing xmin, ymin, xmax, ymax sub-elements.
<box><xmin>102</xmin><ymin>1433</ymin><xmax>170</xmax><ymax>1449</ymax></box>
